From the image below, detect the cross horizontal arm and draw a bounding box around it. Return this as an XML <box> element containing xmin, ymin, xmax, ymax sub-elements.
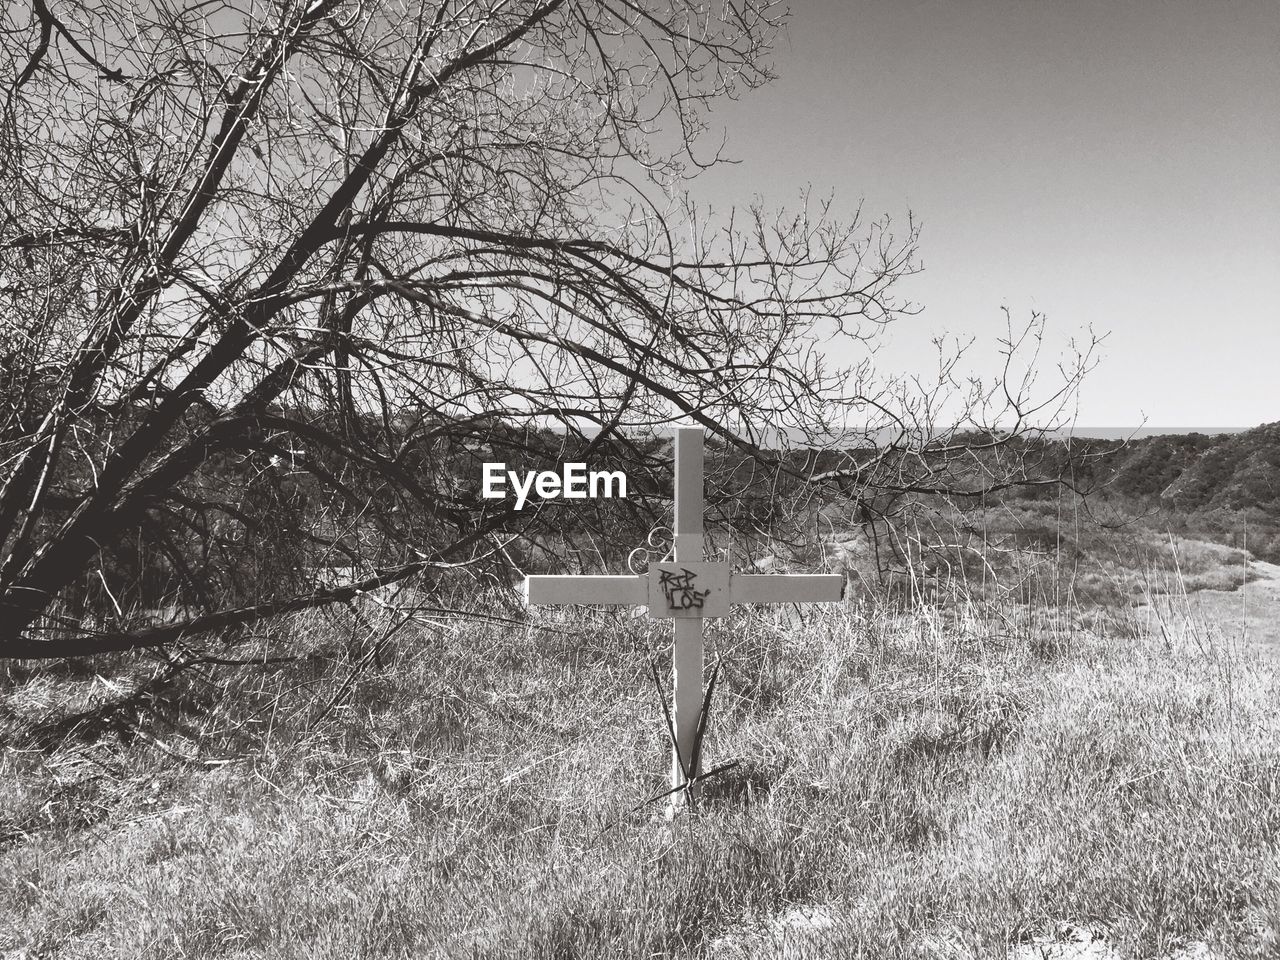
<box><xmin>524</xmin><ymin>573</ymin><xmax>845</xmax><ymax>608</ymax></box>
<box><xmin>730</xmin><ymin>574</ymin><xmax>845</xmax><ymax>604</ymax></box>
<box><xmin>523</xmin><ymin>575</ymin><xmax>647</xmax><ymax>606</ymax></box>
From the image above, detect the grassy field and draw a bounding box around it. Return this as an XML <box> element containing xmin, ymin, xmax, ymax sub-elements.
<box><xmin>3</xmin><ymin>550</ymin><xmax>1280</xmax><ymax>958</ymax></box>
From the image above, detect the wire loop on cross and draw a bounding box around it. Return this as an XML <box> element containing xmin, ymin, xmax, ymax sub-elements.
<box><xmin>626</xmin><ymin>526</ymin><xmax>674</xmax><ymax>574</ymax></box>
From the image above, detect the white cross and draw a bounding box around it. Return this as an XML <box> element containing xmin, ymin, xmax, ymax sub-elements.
<box><xmin>523</xmin><ymin>427</ymin><xmax>844</xmax><ymax>806</ymax></box>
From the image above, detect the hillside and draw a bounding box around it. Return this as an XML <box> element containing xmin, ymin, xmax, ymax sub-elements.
<box><xmin>1064</xmin><ymin>423</ymin><xmax>1280</xmax><ymax>562</ymax></box>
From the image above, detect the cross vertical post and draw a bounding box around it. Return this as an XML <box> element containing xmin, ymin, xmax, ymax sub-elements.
<box><xmin>671</xmin><ymin>427</ymin><xmax>705</xmax><ymax>799</ymax></box>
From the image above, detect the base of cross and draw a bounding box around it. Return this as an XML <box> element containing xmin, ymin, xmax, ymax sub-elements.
<box><xmin>521</xmin><ymin>428</ymin><xmax>844</xmax><ymax>810</ymax></box>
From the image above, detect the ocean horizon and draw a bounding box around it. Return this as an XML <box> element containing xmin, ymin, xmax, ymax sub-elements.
<box><xmin>1046</xmin><ymin>427</ymin><xmax>1254</xmax><ymax>439</ymax></box>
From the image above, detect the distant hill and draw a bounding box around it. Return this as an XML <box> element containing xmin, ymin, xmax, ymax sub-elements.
<box><xmin>1059</xmin><ymin>422</ymin><xmax>1280</xmax><ymax>562</ymax></box>
<box><xmin>1159</xmin><ymin>422</ymin><xmax>1280</xmax><ymax>511</ymax></box>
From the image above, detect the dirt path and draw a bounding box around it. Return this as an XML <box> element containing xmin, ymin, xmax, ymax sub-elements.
<box><xmin>1179</xmin><ymin>559</ymin><xmax>1280</xmax><ymax>655</ymax></box>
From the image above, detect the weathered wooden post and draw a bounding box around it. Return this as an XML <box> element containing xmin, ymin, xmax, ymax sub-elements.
<box><xmin>523</xmin><ymin>426</ymin><xmax>843</xmax><ymax>806</ymax></box>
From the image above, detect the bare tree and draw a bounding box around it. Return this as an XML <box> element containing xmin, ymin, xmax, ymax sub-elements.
<box><xmin>0</xmin><ymin>0</ymin><xmax>1094</xmax><ymax>659</ymax></box>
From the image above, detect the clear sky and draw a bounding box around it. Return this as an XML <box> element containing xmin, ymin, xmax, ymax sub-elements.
<box><xmin>687</xmin><ymin>0</ymin><xmax>1279</xmax><ymax>429</ymax></box>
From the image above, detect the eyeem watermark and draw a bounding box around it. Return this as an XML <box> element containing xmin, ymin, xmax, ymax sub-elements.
<box><xmin>482</xmin><ymin>462</ymin><xmax>627</xmax><ymax>510</ymax></box>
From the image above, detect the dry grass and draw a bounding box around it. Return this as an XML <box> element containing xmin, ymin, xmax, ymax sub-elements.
<box><xmin>2</xmin><ymin>563</ymin><xmax>1279</xmax><ymax>958</ymax></box>
<box><xmin>951</xmin><ymin>501</ymin><xmax>1258</xmax><ymax>609</ymax></box>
